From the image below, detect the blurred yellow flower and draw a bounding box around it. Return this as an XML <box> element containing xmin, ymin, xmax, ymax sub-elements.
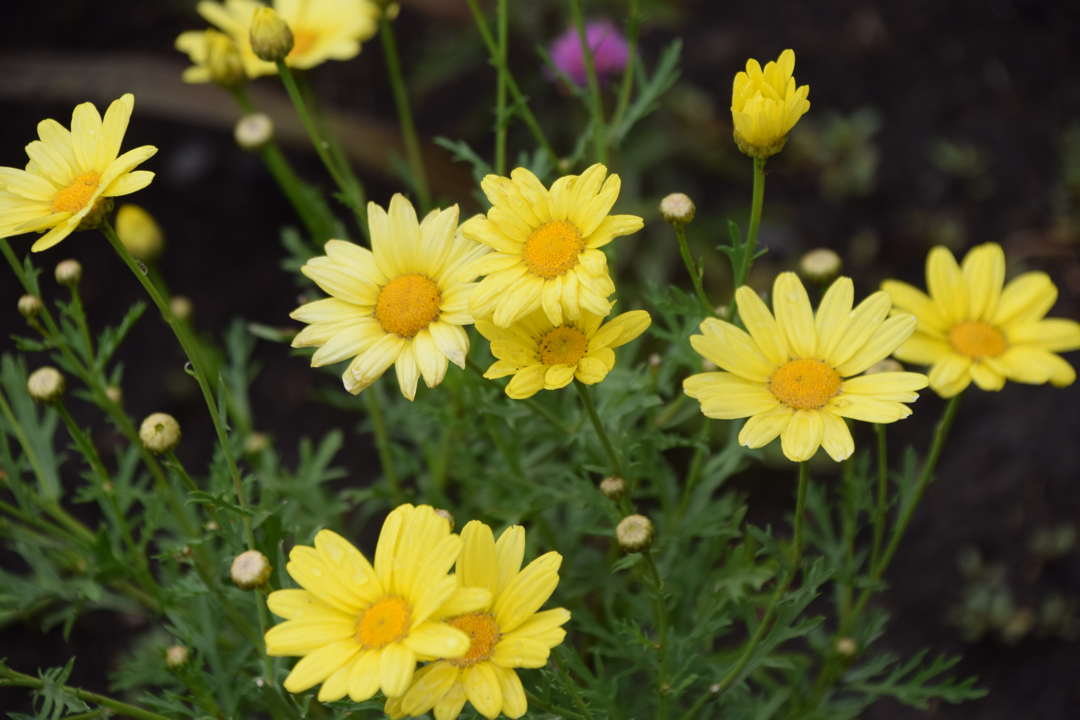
<box><xmin>883</xmin><ymin>243</ymin><xmax>1080</xmax><ymax>397</ymax></box>
<box><xmin>685</xmin><ymin>274</ymin><xmax>928</xmax><ymax>462</ymax></box>
<box><xmin>115</xmin><ymin>204</ymin><xmax>164</xmax><ymax>262</ymax></box>
<box><xmin>265</xmin><ymin>505</ymin><xmax>492</xmax><ymax>702</ymax></box>
<box><xmin>477</xmin><ymin>309</ymin><xmax>651</xmax><ymax>399</ymax></box>
<box><xmin>731</xmin><ymin>49</ymin><xmax>810</xmax><ymax>157</ymax></box>
<box><xmin>291</xmin><ymin>195</ymin><xmax>489</xmax><ymax>400</ymax></box>
<box><xmin>175</xmin><ymin>27</ymin><xmax>246</xmax><ymax>87</ymax></box>
<box><xmin>193</xmin><ymin>0</ymin><xmax>381</xmax><ymax>77</ymax></box>
<box><xmin>385</xmin><ymin>521</ymin><xmax>569</xmax><ymax>720</ymax></box>
<box><xmin>463</xmin><ymin>165</ymin><xmax>643</xmax><ymax>328</ymax></box>
<box><xmin>0</xmin><ymin>94</ymin><xmax>156</xmax><ymax>252</ymax></box>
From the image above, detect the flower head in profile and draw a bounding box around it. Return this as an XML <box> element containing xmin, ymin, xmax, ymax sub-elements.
<box><xmin>265</xmin><ymin>505</ymin><xmax>492</xmax><ymax>702</ymax></box>
<box><xmin>292</xmin><ymin>196</ymin><xmax>488</xmax><ymax>400</ymax></box>
<box><xmin>685</xmin><ymin>273</ymin><xmax>928</xmax><ymax>462</ymax></box>
<box><xmin>0</xmin><ymin>94</ymin><xmax>156</xmax><ymax>252</ymax></box>
<box><xmin>731</xmin><ymin>49</ymin><xmax>810</xmax><ymax>157</ymax></box>
<box><xmin>463</xmin><ymin>165</ymin><xmax>642</xmax><ymax>328</ymax></box>
<box><xmin>546</xmin><ymin>20</ymin><xmax>630</xmax><ymax>88</ymax></box>
<box><xmin>883</xmin><ymin>243</ymin><xmax>1080</xmax><ymax>397</ymax></box>
<box><xmin>385</xmin><ymin>521</ymin><xmax>569</xmax><ymax>720</ymax></box>
<box><xmin>476</xmin><ymin>309</ymin><xmax>650</xmax><ymax>399</ymax></box>
<box><xmin>191</xmin><ymin>0</ymin><xmax>381</xmax><ymax>77</ymax></box>
<box><xmin>175</xmin><ymin>27</ymin><xmax>246</xmax><ymax>87</ymax></box>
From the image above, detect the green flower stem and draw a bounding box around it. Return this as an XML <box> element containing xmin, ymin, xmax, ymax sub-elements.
<box><xmin>610</xmin><ymin>0</ymin><xmax>640</xmax><ymax>130</ymax></box>
<box><xmin>869</xmin><ymin>423</ymin><xmax>888</xmax><ymax>572</ymax></box>
<box><xmin>380</xmin><ymin>14</ymin><xmax>432</xmax><ymax>212</ymax></box>
<box><xmin>682</xmin><ymin>461</ymin><xmax>809</xmax><ymax>719</ymax></box>
<box><xmin>568</xmin><ymin>0</ymin><xmax>608</xmax><ymax>166</ymax></box>
<box><xmin>101</xmin><ymin>221</ymin><xmax>255</xmax><ymax>550</ymax></box>
<box><xmin>465</xmin><ymin>0</ymin><xmax>560</xmax><ymax>169</ymax></box>
<box><xmin>465</xmin><ymin>357</ymin><xmax>572</xmax><ymax>434</ymax></box>
<box><xmin>54</xmin><ymin>401</ymin><xmax>156</xmax><ymax>595</ymax></box>
<box><xmin>729</xmin><ymin>157</ymin><xmax>766</xmax><ymax>326</ymax></box>
<box><xmin>676</xmin><ymin>226</ymin><xmax>715</xmax><ymax>315</ymax></box>
<box><xmin>574</xmin><ymin>378</ymin><xmax>623</xmax><ymax>479</ymax></box>
<box><xmin>274</xmin><ymin>60</ymin><xmax>367</xmax><ymax>229</ymax></box>
<box><xmin>164</xmin><ymin>450</ymin><xmax>221</xmax><ymax>527</ymax></box>
<box><xmin>0</xmin><ymin>663</ymin><xmax>175</xmax><ymax>720</ymax></box>
<box><xmin>552</xmin><ymin>647</ymin><xmax>597</xmax><ymax>720</ymax></box>
<box><xmin>523</xmin><ymin>689</ymin><xmax>585</xmax><ymax>720</ymax></box>
<box><xmin>644</xmin><ymin>553</ymin><xmax>671</xmax><ymax>720</ymax></box>
<box><xmin>68</xmin><ymin>285</ymin><xmax>96</xmax><ymax>374</ymax></box>
<box><xmin>494</xmin><ymin>0</ymin><xmax>509</xmax><ymax>176</ymax></box>
<box><xmin>363</xmin><ymin>387</ymin><xmax>402</xmax><ymax>505</ymax></box>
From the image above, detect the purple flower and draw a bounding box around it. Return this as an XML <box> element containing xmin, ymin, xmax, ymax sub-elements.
<box><xmin>547</xmin><ymin>20</ymin><xmax>630</xmax><ymax>88</ymax></box>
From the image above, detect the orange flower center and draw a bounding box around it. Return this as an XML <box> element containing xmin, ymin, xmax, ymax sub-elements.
<box><xmin>538</xmin><ymin>326</ymin><xmax>589</xmax><ymax>366</ymax></box>
<box><xmin>769</xmin><ymin>358</ymin><xmax>842</xmax><ymax>410</ymax></box>
<box><xmin>289</xmin><ymin>29</ymin><xmax>317</xmax><ymax>59</ymax></box>
<box><xmin>948</xmin><ymin>321</ymin><xmax>1007</xmax><ymax>360</ymax></box>
<box><xmin>51</xmin><ymin>172</ymin><xmax>101</xmax><ymax>215</ymax></box>
<box><xmin>446</xmin><ymin>613</ymin><xmax>501</xmax><ymax>667</ymax></box>
<box><xmin>523</xmin><ymin>220</ymin><xmax>585</xmax><ymax>278</ymax></box>
<box><xmin>356</xmin><ymin>596</ymin><xmax>412</xmax><ymax>649</ymax></box>
<box><xmin>375</xmin><ymin>273</ymin><xmax>442</xmax><ymax>338</ymax></box>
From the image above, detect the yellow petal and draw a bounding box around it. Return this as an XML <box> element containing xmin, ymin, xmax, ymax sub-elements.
<box><xmin>575</xmin><ymin>356</ymin><xmax>610</xmax><ymax>384</ymax></box>
<box><xmin>265</xmin><ymin>616</ymin><xmax>356</xmax><ymax>656</ymax></box>
<box><xmin>404</xmin><ymin>622</ymin><xmax>470</xmax><ymax>659</ymax></box>
<box><xmin>435</xmin><ymin>586</ymin><xmax>493</xmax><ymax>618</ymax></box>
<box><xmin>926</xmin><ymin>246</ymin><xmax>969</xmax><ymax>325</ymax></box>
<box><xmin>819</xmin><ymin>411</ymin><xmax>854</xmax><ymax>462</ymax></box>
<box><xmin>283</xmin><ymin>640</ymin><xmax>361</xmax><ymax>694</ymax></box>
<box><xmin>459</xmin><ymin>520</ymin><xmax>498</xmax><ymax>600</ymax></box>
<box><xmin>379</xmin><ymin>642</ymin><xmax>417</xmax><ymax>698</ymax></box>
<box><xmin>995</xmin><ymin>346</ymin><xmax>1076</xmax><ymax>387</ymax></box>
<box><xmin>506</xmin><ymin>365</ymin><xmax>546</xmax><ymax>399</ymax></box>
<box><xmin>961</xmin><ymin>242</ymin><xmax>1005</xmax><ymax>322</ymax></box>
<box><xmin>286</xmin><ymin>545</ymin><xmax>364</xmax><ymax>614</ymax></box>
<box><xmin>826</xmin><ymin>291</ymin><xmax>892</xmax><ymax>368</ymax></box>
<box><xmin>992</xmin><ymin>272</ymin><xmax>1058</xmax><ymax>328</ymax></box>
<box><xmin>348</xmin><ymin>650</ymin><xmax>382</xmax><ymax>702</ymax></box>
<box><xmin>491</xmin><ymin>636</ymin><xmax>550</xmax><ymax>668</ymax></box>
<box><xmin>780</xmin><ymin>410</ymin><xmax>824</xmax><ymax>462</ymax></box>
<box><xmin>314</xmin><ymin>529</ymin><xmax>384</xmax><ymax>606</ymax></box>
<box><xmin>498</xmin><ymin>666</ymin><xmax>528</xmax><ymax>719</ymax></box>
<box><xmin>266</xmin><ymin>589</ymin><xmax>337</xmax><ymax>620</ymax></box>
<box><xmin>494</xmin><ymin>526</ymin><xmax>525</xmax><ymax>600</ymax></box>
<box><xmin>814</xmin><ymin>278</ymin><xmax>854</xmax><ymax>361</ymax></box>
<box><xmin>395</xmin><ymin>342</ymin><xmax>421</xmax><ymax>401</ymax></box>
<box><xmin>892</xmin><ymin>333</ymin><xmax>953</xmax><ymax>367</ymax></box>
<box><xmin>835</xmin><ymin>315</ymin><xmax>918</xmax><ymax>377</ymax></box>
<box><xmin>402</xmin><ymin>662</ymin><xmax>459</xmax><ymax>716</ymax></box>
<box><xmin>97</xmin><ymin>93</ymin><xmax>134</xmax><ymax>171</ymax></box>
<box><xmin>1007</xmin><ymin>319</ymin><xmax>1080</xmax><ymax>353</ymax></box>
<box><xmin>543</xmin><ymin>364</ymin><xmax>576</xmax><ymax>390</ymax></box>
<box><xmin>842</xmin><ymin>371</ymin><xmax>928</xmax><ymax>401</ymax></box>
<box><xmin>691</xmin><ymin>318</ymin><xmax>776</xmax><ymax>382</ymax></box>
<box><xmin>927</xmin><ymin>354</ymin><xmax>973</xmax><ymax>398</ymax></box>
<box><xmin>464</xmin><ymin>663</ymin><xmax>503</xmax><ymax>720</ymax></box>
<box><xmin>70</xmin><ymin>100</ymin><xmax>103</xmax><ymax>174</ymax></box>
<box><xmin>772</xmin><ymin>273</ymin><xmax>817</xmax><ymax>359</ymax></box>
<box><xmin>738</xmin><ymin>404</ymin><xmax>794</xmax><ymax>448</ymax></box>
<box><xmin>881</xmin><ymin>279</ymin><xmax>948</xmax><ymax>336</ymax></box>
<box><xmin>736</xmin><ymin>286</ymin><xmax>788</xmax><ymax>366</ymax></box>
<box><xmin>969</xmin><ymin>361</ymin><xmax>1006</xmax><ymax>391</ymax></box>
<box><xmin>375</xmin><ymin>504</ymin><xmax>409</xmax><ymax>594</ymax></box>
<box><xmin>506</xmin><ymin>607</ymin><xmax>571</xmax><ymax>643</ymax></box>
<box><xmin>318</xmin><ymin>656</ymin><xmax>357</xmax><ymax>702</ymax></box>
<box><xmin>684</xmin><ymin>372</ymin><xmax>779</xmax><ymax>419</ymax></box>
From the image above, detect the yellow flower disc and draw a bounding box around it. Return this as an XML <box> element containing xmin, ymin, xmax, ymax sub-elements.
<box><xmin>948</xmin><ymin>321</ymin><xmax>1007</xmax><ymax>360</ymax></box>
<box><xmin>538</xmin><ymin>326</ymin><xmax>589</xmax><ymax>366</ymax></box>
<box><xmin>769</xmin><ymin>358</ymin><xmax>842</xmax><ymax>410</ymax></box>
<box><xmin>523</xmin><ymin>220</ymin><xmax>585</xmax><ymax>278</ymax></box>
<box><xmin>356</xmin><ymin>595</ymin><xmax>412</xmax><ymax>649</ymax></box>
<box><xmin>445</xmin><ymin>613</ymin><xmax>501</xmax><ymax>668</ymax></box>
<box><xmin>375</xmin><ymin>273</ymin><xmax>442</xmax><ymax>338</ymax></box>
<box><xmin>51</xmin><ymin>172</ymin><xmax>101</xmax><ymax>214</ymax></box>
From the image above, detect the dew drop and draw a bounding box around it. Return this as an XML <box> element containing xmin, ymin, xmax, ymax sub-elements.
<box><xmin>310</xmin><ymin>567</ymin><xmax>323</xmax><ymax>577</ymax></box>
<box><xmin>324</xmin><ymin>543</ymin><xmax>344</xmax><ymax>563</ymax></box>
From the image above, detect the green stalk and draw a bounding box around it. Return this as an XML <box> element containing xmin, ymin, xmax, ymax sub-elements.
<box><xmin>729</xmin><ymin>157</ymin><xmax>766</xmax><ymax>325</ymax></box>
<box><xmin>363</xmin><ymin>388</ymin><xmax>402</xmax><ymax>505</ymax></box>
<box><xmin>644</xmin><ymin>553</ymin><xmax>671</xmax><ymax>720</ymax></box>
<box><xmin>380</xmin><ymin>14</ymin><xmax>432</xmax><ymax>212</ymax></box>
<box><xmin>552</xmin><ymin>648</ymin><xmax>597</xmax><ymax>720</ymax></box>
<box><xmin>101</xmin><ymin>221</ymin><xmax>255</xmax><ymax>550</ymax></box>
<box><xmin>574</xmin><ymin>378</ymin><xmax>623</xmax><ymax>479</ymax></box>
<box><xmin>465</xmin><ymin>0</ymin><xmax>560</xmax><ymax>169</ymax></box>
<box><xmin>610</xmin><ymin>0</ymin><xmax>640</xmax><ymax>130</ymax></box>
<box><xmin>0</xmin><ymin>664</ymin><xmax>174</xmax><ymax>720</ymax></box>
<box><xmin>494</xmin><ymin>0</ymin><xmax>509</xmax><ymax>176</ymax></box>
<box><xmin>675</xmin><ymin>226</ymin><xmax>714</xmax><ymax>315</ymax></box>
<box><xmin>676</xmin><ymin>419</ymin><xmax>711</xmax><ymax>520</ymax></box>
<box><xmin>274</xmin><ymin>60</ymin><xmax>367</xmax><ymax>229</ymax></box>
<box><xmin>568</xmin><ymin>0</ymin><xmax>608</xmax><ymax>166</ymax></box>
<box><xmin>165</xmin><ymin>450</ymin><xmax>221</xmax><ymax>528</ymax></box>
<box><xmin>681</xmin><ymin>462</ymin><xmax>809</xmax><ymax>718</ymax></box>
<box><xmin>869</xmin><ymin>423</ymin><xmax>888</xmax><ymax>572</ymax></box>
<box><xmin>68</xmin><ymin>285</ymin><xmax>96</xmax><ymax>374</ymax></box>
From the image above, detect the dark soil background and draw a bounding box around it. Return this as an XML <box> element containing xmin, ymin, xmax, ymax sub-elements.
<box><xmin>2</xmin><ymin>1</ymin><xmax>1080</xmax><ymax>718</ymax></box>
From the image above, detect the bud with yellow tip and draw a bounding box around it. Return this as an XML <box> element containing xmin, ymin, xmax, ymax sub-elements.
<box><xmin>115</xmin><ymin>205</ymin><xmax>164</xmax><ymax>263</ymax></box>
<box><xmin>206</xmin><ymin>28</ymin><xmax>245</xmax><ymax>89</ymax></box>
<box><xmin>250</xmin><ymin>8</ymin><xmax>294</xmax><ymax>63</ymax></box>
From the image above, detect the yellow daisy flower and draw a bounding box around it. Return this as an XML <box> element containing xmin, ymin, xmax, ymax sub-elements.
<box><xmin>0</xmin><ymin>94</ymin><xmax>156</xmax><ymax>252</ymax></box>
<box><xmin>385</xmin><ymin>521</ymin><xmax>569</xmax><ymax>720</ymax></box>
<box><xmin>265</xmin><ymin>504</ymin><xmax>492</xmax><ymax>702</ymax></box>
<box><xmin>476</xmin><ymin>309</ymin><xmax>651</xmax><ymax>399</ymax></box>
<box><xmin>731</xmin><ymin>49</ymin><xmax>810</xmax><ymax>157</ymax></box>
<box><xmin>463</xmin><ymin>164</ymin><xmax>643</xmax><ymax>328</ymax></box>
<box><xmin>175</xmin><ymin>28</ymin><xmax>247</xmax><ymax>87</ymax></box>
<box><xmin>291</xmin><ymin>195</ymin><xmax>489</xmax><ymax>400</ymax></box>
<box><xmin>883</xmin><ymin>243</ymin><xmax>1080</xmax><ymax>397</ymax></box>
<box><xmin>193</xmin><ymin>0</ymin><xmax>381</xmax><ymax>78</ymax></box>
<box><xmin>684</xmin><ymin>273</ymin><xmax>929</xmax><ymax>462</ymax></box>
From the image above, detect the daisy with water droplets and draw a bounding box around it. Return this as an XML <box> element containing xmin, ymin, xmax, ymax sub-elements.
<box><xmin>684</xmin><ymin>273</ymin><xmax>928</xmax><ymax>462</ymax></box>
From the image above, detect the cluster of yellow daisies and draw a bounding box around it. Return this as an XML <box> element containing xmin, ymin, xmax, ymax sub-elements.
<box><xmin>291</xmin><ymin>164</ymin><xmax>652</xmax><ymax>401</ymax></box>
<box><xmin>264</xmin><ymin>504</ymin><xmax>569</xmax><ymax>720</ymax></box>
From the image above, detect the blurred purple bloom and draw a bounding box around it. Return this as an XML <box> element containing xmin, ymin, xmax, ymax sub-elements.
<box><xmin>547</xmin><ymin>20</ymin><xmax>630</xmax><ymax>88</ymax></box>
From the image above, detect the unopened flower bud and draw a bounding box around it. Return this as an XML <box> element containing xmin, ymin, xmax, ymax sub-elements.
<box><xmin>250</xmin><ymin>8</ymin><xmax>294</xmax><ymax>62</ymax></box>
<box><xmin>139</xmin><ymin>413</ymin><xmax>181</xmax><ymax>454</ymax></box>
<box><xmin>105</xmin><ymin>385</ymin><xmax>123</xmax><ymax>406</ymax></box>
<box><xmin>27</xmin><ymin>367</ymin><xmax>65</xmax><ymax>405</ymax></box>
<box><xmin>659</xmin><ymin>193</ymin><xmax>696</xmax><ymax>227</ymax></box>
<box><xmin>799</xmin><ymin>248</ymin><xmax>843</xmax><ymax>285</ymax></box>
<box><xmin>115</xmin><ymin>204</ymin><xmax>164</xmax><ymax>263</ymax></box>
<box><xmin>231</xmin><ymin>549</ymin><xmax>272</xmax><ymax>590</ymax></box>
<box><xmin>616</xmin><ymin>514</ymin><xmax>655</xmax><ymax>553</ymax></box>
<box><xmin>648</xmin><ymin>353</ymin><xmax>661</xmax><ymax>370</ymax></box>
<box><xmin>863</xmin><ymin>359</ymin><xmax>904</xmax><ymax>375</ymax></box>
<box><xmin>433</xmin><ymin>508</ymin><xmax>455</xmax><ymax>531</ymax></box>
<box><xmin>170</xmin><ymin>296</ymin><xmax>193</xmax><ymax>321</ymax></box>
<box><xmin>235</xmin><ymin>113</ymin><xmax>275</xmax><ymax>152</ymax></box>
<box><xmin>165</xmin><ymin>645</ymin><xmax>190</xmax><ymax>669</ymax></box>
<box><xmin>55</xmin><ymin>259</ymin><xmax>82</xmax><ymax>287</ymax></box>
<box><xmin>835</xmin><ymin>637</ymin><xmax>857</xmax><ymax>657</ymax></box>
<box><xmin>714</xmin><ymin>305</ymin><xmax>729</xmax><ymax>318</ymax></box>
<box><xmin>18</xmin><ymin>294</ymin><xmax>42</xmax><ymax>320</ymax></box>
<box><xmin>600</xmin><ymin>476</ymin><xmax>626</xmax><ymax>500</ymax></box>
<box><xmin>244</xmin><ymin>432</ymin><xmax>270</xmax><ymax>455</ymax></box>
<box><xmin>205</xmin><ymin>28</ymin><xmax>245</xmax><ymax>88</ymax></box>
